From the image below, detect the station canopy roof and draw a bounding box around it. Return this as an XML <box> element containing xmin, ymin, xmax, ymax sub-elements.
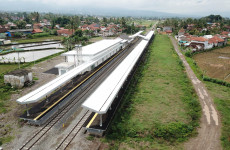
<box><xmin>129</xmin><ymin>31</ymin><xmax>143</xmax><ymax>39</ymax></box>
<box><xmin>144</xmin><ymin>31</ymin><xmax>155</xmax><ymax>40</ymax></box>
<box><xmin>62</xmin><ymin>38</ymin><xmax>123</xmax><ymax>56</ymax></box>
<box><xmin>82</xmin><ymin>31</ymin><xmax>154</xmax><ymax>114</ymax></box>
<box><xmin>16</xmin><ymin>60</ymin><xmax>96</xmax><ymax>104</ymax></box>
<box><xmin>16</xmin><ymin>31</ymin><xmax>149</xmax><ymax>105</ymax></box>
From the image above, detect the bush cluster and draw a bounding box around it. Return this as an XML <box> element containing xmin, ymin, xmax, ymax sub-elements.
<box><xmin>203</xmin><ymin>76</ymin><xmax>230</xmax><ymax>87</ymax></box>
<box><xmin>153</xmin><ymin>122</ymin><xmax>194</xmax><ymax>142</ymax></box>
<box><xmin>32</xmin><ymin>33</ymin><xmax>50</xmax><ymax>38</ymax></box>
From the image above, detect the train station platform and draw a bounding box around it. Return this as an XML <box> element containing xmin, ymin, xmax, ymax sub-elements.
<box><xmin>82</xmin><ymin>31</ymin><xmax>154</xmax><ymax>135</ymax></box>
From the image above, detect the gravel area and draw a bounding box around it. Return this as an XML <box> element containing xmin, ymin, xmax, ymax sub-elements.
<box><xmin>2</xmin><ymin>55</ymin><xmax>65</xmax><ymax>150</ymax></box>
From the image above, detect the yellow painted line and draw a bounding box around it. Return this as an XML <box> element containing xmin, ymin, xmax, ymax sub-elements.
<box><xmin>86</xmin><ymin>113</ymin><xmax>98</xmax><ymax>128</ymax></box>
<box><xmin>34</xmin><ymin>47</ymin><xmax>127</xmax><ymax>121</ymax></box>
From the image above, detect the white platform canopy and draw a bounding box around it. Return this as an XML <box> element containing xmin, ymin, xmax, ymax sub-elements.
<box><xmin>16</xmin><ymin>61</ymin><xmax>95</xmax><ymax>104</ymax></box>
<box><xmin>62</xmin><ymin>38</ymin><xmax>123</xmax><ymax>56</ymax></box>
<box><xmin>144</xmin><ymin>31</ymin><xmax>155</xmax><ymax>40</ymax></box>
<box><xmin>129</xmin><ymin>31</ymin><xmax>143</xmax><ymax>39</ymax></box>
<box><xmin>16</xmin><ymin>32</ymin><xmax>145</xmax><ymax>105</ymax></box>
<box><xmin>82</xmin><ymin>31</ymin><xmax>154</xmax><ymax>114</ymax></box>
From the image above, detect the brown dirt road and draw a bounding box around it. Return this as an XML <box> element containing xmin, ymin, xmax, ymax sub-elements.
<box><xmin>170</xmin><ymin>36</ymin><xmax>222</xmax><ymax>150</ymax></box>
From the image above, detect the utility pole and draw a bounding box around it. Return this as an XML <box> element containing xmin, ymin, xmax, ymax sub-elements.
<box><xmin>17</xmin><ymin>51</ymin><xmax>20</xmax><ymax>69</ymax></box>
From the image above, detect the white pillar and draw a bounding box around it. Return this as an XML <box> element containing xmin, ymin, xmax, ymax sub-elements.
<box><xmin>26</xmin><ymin>104</ymin><xmax>30</xmax><ymax>116</ymax></box>
<box><xmin>100</xmin><ymin>114</ymin><xmax>103</xmax><ymax>127</ymax></box>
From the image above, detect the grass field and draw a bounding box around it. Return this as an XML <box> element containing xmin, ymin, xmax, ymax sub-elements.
<box><xmin>12</xmin><ymin>36</ymin><xmax>63</xmax><ymax>44</ymax></box>
<box><xmin>0</xmin><ymin>64</ymin><xmax>19</xmax><ymax>74</ymax></box>
<box><xmin>185</xmin><ymin>54</ymin><xmax>230</xmax><ymax>150</ymax></box>
<box><xmin>103</xmin><ymin>35</ymin><xmax>201</xmax><ymax>149</ymax></box>
<box><xmin>193</xmin><ymin>46</ymin><xmax>230</xmax><ymax>83</ymax></box>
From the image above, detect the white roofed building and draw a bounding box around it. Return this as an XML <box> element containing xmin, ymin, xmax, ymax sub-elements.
<box><xmin>56</xmin><ymin>38</ymin><xmax>125</xmax><ymax>75</ymax></box>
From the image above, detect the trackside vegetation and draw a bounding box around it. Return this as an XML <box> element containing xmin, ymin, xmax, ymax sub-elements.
<box><xmin>185</xmin><ymin>53</ymin><xmax>230</xmax><ymax>150</ymax></box>
<box><xmin>103</xmin><ymin>35</ymin><xmax>201</xmax><ymax>149</ymax></box>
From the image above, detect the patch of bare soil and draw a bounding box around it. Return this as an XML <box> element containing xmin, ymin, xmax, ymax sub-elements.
<box><xmin>193</xmin><ymin>46</ymin><xmax>230</xmax><ymax>83</ymax></box>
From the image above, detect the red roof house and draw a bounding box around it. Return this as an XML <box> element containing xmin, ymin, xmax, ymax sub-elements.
<box><xmin>32</xmin><ymin>29</ymin><xmax>43</xmax><ymax>34</ymax></box>
<box><xmin>57</xmin><ymin>29</ymin><xmax>75</xmax><ymax>36</ymax></box>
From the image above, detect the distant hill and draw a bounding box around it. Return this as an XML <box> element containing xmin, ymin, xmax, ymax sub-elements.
<box><xmin>201</xmin><ymin>15</ymin><xmax>224</xmax><ymax>23</ymax></box>
<box><xmin>66</xmin><ymin>8</ymin><xmax>189</xmax><ymax>18</ymax></box>
<box><xmin>0</xmin><ymin>0</ymin><xmax>195</xmax><ymax>18</ymax></box>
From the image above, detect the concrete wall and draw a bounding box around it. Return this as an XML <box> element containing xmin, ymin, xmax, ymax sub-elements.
<box><xmin>4</xmin><ymin>72</ymin><xmax>32</xmax><ymax>88</ymax></box>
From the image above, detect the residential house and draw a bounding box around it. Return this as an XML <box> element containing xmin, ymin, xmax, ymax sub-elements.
<box><xmin>218</xmin><ymin>35</ymin><xmax>228</xmax><ymax>45</ymax></box>
<box><xmin>26</xmin><ymin>24</ymin><xmax>32</xmax><ymax>29</ymax></box>
<box><xmin>0</xmin><ymin>26</ymin><xmax>8</xmax><ymax>33</ymax></box>
<box><xmin>165</xmin><ymin>30</ymin><xmax>172</xmax><ymax>35</ymax></box>
<box><xmin>33</xmin><ymin>23</ymin><xmax>43</xmax><ymax>29</ymax></box>
<box><xmin>136</xmin><ymin>25</ymin><xmax>146</xmax><ymax>30</ymax></box>
<box><xmin>187</xmin><ymin>24</ymin><xmax>195</xmax><ymax>30</ymax></box>
<box><xmin>55</xmin><ymin>24</ymin><xmax>61</xmax><ymax>29</ymax></box>
<box><xmin>178</xmin><ymin>29</ymin><xmax>185</xmax><ymax>36</ymax></box>
<box><xmin>225</xmin><ymin>26</ymin><xmax>230</xmax><ymax>32</ymax></box>
<box><xmin>32</xmin><ymin>29</ymin><xmax>43</xmax><ymax>34</ymax></box>
<box><xmin>221</xmin><ymin>31</ymin><xmax>230</xmax><ymax>37</ymax></box>
<box><xmin>163</xmin><ymin>26</ymin><xmax>172</xmax><ymax>32</ymax></box>
<box><xmin>208</xmin><ymin>36</ymin><xmax>225</xmax><ymax>47</ymax></box>
<box><xmin>5</xmin><ymin>22</ymin><xmax>17</xmax><ymax>29</ymax></box>
<box><xmin>57</xmin><ymin>29</ymin><xmax>75</xmax><ymax>36</ymax></box>
<box><xmin>190</xmin><ymin>37</ymin><xmax>210</xmax><ymax>50</ymax></box>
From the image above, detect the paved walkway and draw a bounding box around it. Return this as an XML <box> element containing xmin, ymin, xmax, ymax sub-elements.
<box><xmin>170</xmin><ymin>36</ymin><xmax>221</xmax><ymax>150</ymax></box>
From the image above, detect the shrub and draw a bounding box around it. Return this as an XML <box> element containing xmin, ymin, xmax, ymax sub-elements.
<box><xmin>50</xmin><ymin>29</ymin><xmax>57</xmax><ymax>35</ymax></box>
<box><xmin>14</xmin><ymin>32</ymin><xmax>22</xmax><ymax>38</ymax></box>
<box><xmin>153</xmin><ymin>122</ymin><xmax>194</xmax><ymax>142</ymax></box>
<box><xmin>203</xmin><ymin>76</ymin><xmax>230</xmax><ymax>87</ymax></box>
<box><xmin>26</xmin><ymin>34</ymin><xmax>33</xmax><ymax>39</ymax></box>
<box><xmin>185</xmin><ymin>51</ymin><xmax>192</xmax><ymax>57</ymax></box>
<box><xmin>32</xmin><ymin>33</ymin><xmax>50</xmax><ymax>38</ymax></box>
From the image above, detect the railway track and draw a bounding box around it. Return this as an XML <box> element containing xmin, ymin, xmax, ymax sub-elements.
<box><xmin>18</xmin><ymin>38</ymin><xmax>141</xmax><ymax>150</ymax></box>
<box><xmin>55</xmin><ymin>110</ymin><xmax>91</xmax><ymax>150</ymax></box>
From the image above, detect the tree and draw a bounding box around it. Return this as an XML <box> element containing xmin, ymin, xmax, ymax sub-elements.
<box><xmin>0</xmin><ymin>17</ymin><xmax>6</xmax><ymax>25</ymax></box>
<box><xmin>74</xmin><ymin>30</ymin><xmax>83</xmax><ymax>37</ymax></box>
<box><xmin>121</xmin><ymin>17</ymin><xmax>127</xmax><ymax>28</ymax></box>
<box><xmin>43</xmin><ymin>27</ymin><xmax>50</xmax><ymax>33</ymax></box>
<box><xmin>62</xmin><ymin>37</ymin><xmax>75</xmax><ymax>51</ymax></box>
<box><xmin>103</xmin><ymin>17</ymin><xmax>107</xmax><ymax>24</ymax></box>
<box><xmin>31</xmin><ymin>12</ymin><xmax>40</xmax><ymax>23</ymax></box>
<box><xmin>16</xmin><ymin>20</ymin><xmax>26</xmax><ymax>29</ymax></box>
<box><xmin>24</xmin><ymin>16</ymin><xmax>32</xmax><ymax>24</ymax></box>
<box><xmin>14</xmin><ymin>32</ymin><xmax>22</xmax><ymax>38</ymax></box>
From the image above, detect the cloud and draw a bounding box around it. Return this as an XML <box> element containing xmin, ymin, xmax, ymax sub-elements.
<box><xmin>0</xmin><ymin>0</ymin><xmax>229</xmax><ymax>16</ymax></box>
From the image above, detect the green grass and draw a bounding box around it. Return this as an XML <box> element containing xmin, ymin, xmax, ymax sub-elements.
<box><xmin>104</xmin><ymin>35</ymin><xmax>201</xmax><ymax>149</ymax></box>
<box><xmin>0</xmin><ymin>136</ymin><xmax>14</xmax><ymax>146</ymax></box>
<box><xmin>0</xmin><ymin>64</ymin><xmax>19</xmax><ymax>74</ymax></box>
<box><xmin>185</xmin><ymin>52</ymin><xmax>230</xmax><ymax>150</ymax></box>
<box><xmin>12</xmin><ymin>36</ymin><xmax>62</xmax><ymax>44</ymax></box>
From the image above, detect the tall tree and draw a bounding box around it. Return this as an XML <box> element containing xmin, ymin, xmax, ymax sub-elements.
<box><xmin>16</xmin><ymin>20</ymin><xmax>26</xmax><ymax>29</ymax></box>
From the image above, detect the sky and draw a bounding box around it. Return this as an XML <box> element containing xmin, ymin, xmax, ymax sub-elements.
<box><xmin>0</xmin><ymin>0</ymin><xmax>230</xmax><ymax>17</ymax></box>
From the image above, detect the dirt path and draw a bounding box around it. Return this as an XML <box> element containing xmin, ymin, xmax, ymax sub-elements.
<box><xmin>170</xmin><ymin>36</ymin><xmax>222</xmax><ymax>150</ymax></box>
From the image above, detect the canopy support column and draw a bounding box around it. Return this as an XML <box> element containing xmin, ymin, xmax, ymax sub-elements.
<box><xmin>100</xmin><ymin>114</ymin><xmax>103</xmax><ymax>127</ymax></box>
<box><xmin>26</xmin><ymin>104</ymin><xmax>30</xmax><ymax>116</ymax></box>
<box><xmin>46</xmin><ymin>96</ymin><xmax>49</xmax><ymax>103</ymax></box>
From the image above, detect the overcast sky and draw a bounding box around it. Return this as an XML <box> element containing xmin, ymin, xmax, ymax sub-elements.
<box><xmin>0</xmin><ymin>0</ymin><xmax>230</xmax><ymax>17</ymax></box>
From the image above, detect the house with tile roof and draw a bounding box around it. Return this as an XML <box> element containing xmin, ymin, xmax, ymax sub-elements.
<box><xmin>57</xmin><ymin>29</ymin><xmax>74</xmax><ymax>37</ymax></box>
<box><xmin>32</xmin><ymin>29</ymin><xmax>43</xmax><ymax>34</ymax></box>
